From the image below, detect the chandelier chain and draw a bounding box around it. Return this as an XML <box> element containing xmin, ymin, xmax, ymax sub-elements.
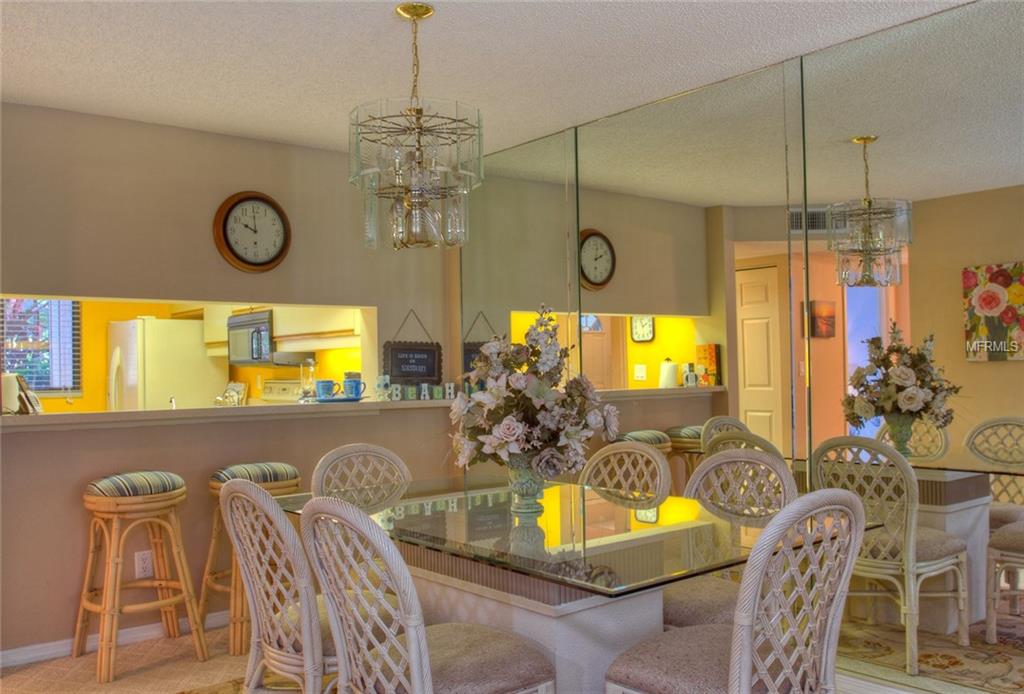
<box><xmin>862</xmin><ymin>140</ymin><xmax>871</xmax><ymax>202</ymax></box>
<box><xmin>410</xmin><ymin>19</ymin><xmax>420</xmax><ymax>106</ymax></box>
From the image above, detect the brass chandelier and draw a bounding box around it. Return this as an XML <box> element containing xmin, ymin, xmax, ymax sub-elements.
<box><xmin>826</xmin><ymin>136</ymin><xmax>912</xmax><ymax>287</ymax></box>
<box><xmin>349</xmin><ymin>3</ymin><xmax>483</xmax><ymax>250</ymax></box>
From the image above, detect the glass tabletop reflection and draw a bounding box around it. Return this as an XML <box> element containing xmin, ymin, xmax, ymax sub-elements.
<box><xmin>278</xmin><ymin>470</ymin><xmax>807</xmax><ymax>597</ymax></box>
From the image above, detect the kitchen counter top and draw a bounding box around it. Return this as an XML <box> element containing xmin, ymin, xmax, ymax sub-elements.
<box><xmin>0</xmin><ymin>387</ymin><xmax>724</xmax><ymax>434</ymax></box>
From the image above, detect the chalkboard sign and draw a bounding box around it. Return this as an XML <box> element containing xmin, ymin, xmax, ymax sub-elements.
<box><xmin>462</xmin><ymin>342</ymin><xmax>485</xmax><ymax>376</ymax></box>
<box><xmin>383</xmin><ymin>341</ymin><xmax>443</xmax><ymax>385</ymax></box>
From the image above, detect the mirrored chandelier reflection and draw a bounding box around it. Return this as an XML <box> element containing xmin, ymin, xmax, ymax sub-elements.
<box><xmin>349</xmin><ymin>3</ymin><xmax>483</xmax><ymax>250</ymax></box>
<box><xmin>827</xmin><ymin>136</ymin><xmax>912</xmax><ymax>286</ymax></box>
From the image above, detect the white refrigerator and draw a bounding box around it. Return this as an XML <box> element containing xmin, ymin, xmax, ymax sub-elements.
<box><xmin>107</xmin><ymin>317</ymin><xmax>228</xmax><ymax>411</ymax></box>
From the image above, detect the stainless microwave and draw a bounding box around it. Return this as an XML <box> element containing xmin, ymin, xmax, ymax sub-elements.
<box><xmin>227</xmin><ymin>310</ymin><xmax>273</xmax><ymax>365</ymax></box>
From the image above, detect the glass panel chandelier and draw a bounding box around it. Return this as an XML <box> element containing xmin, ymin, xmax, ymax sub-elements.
<box><xmin>349</xmin><ymin>3</ymin><xmax>483</xmax><ymax>250</ymax></box>
<box><xmin>826</xmin><ymin>136</ymin><xmax>912</xmax><ymax>286</ymax></box>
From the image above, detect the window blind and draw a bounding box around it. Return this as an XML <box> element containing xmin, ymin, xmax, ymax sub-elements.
<box><xmin>1</xmin><ymin>299</ymin><xmax>82</xmax><ymax>392</ymax></box>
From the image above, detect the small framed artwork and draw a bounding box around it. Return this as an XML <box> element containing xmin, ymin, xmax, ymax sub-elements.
<box><xmin>964</xmin><ymin>261</ymin><xmax>1024</xmax><ymax>361</ymax></box>
<box><xmin>634</xmin><ymin>507</ymin><xmax>659</xmax><ymax>524</ymax></box>
<box><xmin>383</xmin><ymin>341</ymin><xmax>443</xmax><ymax>385</ymax></box>
<box><xmin>801</xmin><ymin>301</ymin><xmax>836</xmax><ymax>338</ymax></box>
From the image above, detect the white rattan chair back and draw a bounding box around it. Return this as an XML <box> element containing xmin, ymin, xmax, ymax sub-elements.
<box><xmin>218</xmin><ymin>479</ymin><xmax>327</xmax><ymax>692</ymax></box>
<box><xmin>876</xmin><ymin>418</ymin><xmax>949</xmax><ymax>462</ymax></box>
<box><xmin>812</xmin><ymin>436</ymin><xmax>918</xmax><ymax>568</ymax></box>
<box><xmin>729</xmin><ymin>488</ymin><xmax>865</xmax><ymax>693</ymax></box>
<box><xmin>701</xmin><ymin>416</ymin><xmax>750</xmax><ymax>451</ymax></box>
<box><xmin>579</xmin><ymin>441</ymin><xmax>672</xmax><ymax>510</ymax></box>
<box><xmin>705</xmin><ymin>430</ymin><xmax>785</xmax><ymax>460</ymax></box>
<box><xmin>301</xmin><ymin>496</ymin><xmax>432</xmax><ymax>694</ymax></box>
<box><xmin>311</xmin><ymin>443</ymin><xmax>412</xmax><ymax>514</ymax></box>
<box><xmin>685</xmin><ymin>449</ymin><xmax>798</xmax><ymax>528</ymax></box>
<box><xmin>965</xmin><ymin>417</ymin><xmax>1024</xmax><ymax>466</ymax></box>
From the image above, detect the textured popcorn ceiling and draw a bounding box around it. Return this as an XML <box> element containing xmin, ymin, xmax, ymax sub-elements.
<box><xmin>2</xmin><ymin>0</ymin><xmax>964</xmax><ymax>159</ymax></box>
<box><xmin>490</xmin><ymin>1</ymin><xmax>1024</xmax><ymax>206</ymax></box>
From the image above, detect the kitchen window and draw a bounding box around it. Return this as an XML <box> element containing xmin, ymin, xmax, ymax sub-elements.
<box><xmin>1</xmin><ymin>298</ymin><xmax>81</xmax><ymax>393</ymax></box>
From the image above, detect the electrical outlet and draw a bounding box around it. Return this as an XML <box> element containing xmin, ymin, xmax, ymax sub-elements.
<box><xmin>135</xmin><ymin>550</ymin><xmax>154</xmax><ymax>579</ymax></box>
<box><xmin>634</xmin><ymin>364</ymin><xmax>647</xmax><ymax>381</ymax></box>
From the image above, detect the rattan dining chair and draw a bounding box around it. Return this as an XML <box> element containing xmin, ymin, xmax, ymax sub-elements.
<box><xmin>300</xmin><ymin>495</ymin><xmax>556</xmax><ymax>694</ymax></box>
<box><xmin>812</xmin><ymin>436</ymin><xmax>969</xmax><ymax>675</ymax></box>
<box><xmin>704</xmin><ymin>430</ymin><xmax>785</xmax><ymax>460</ymax></box>
<box><xmin>965</xmin><ymin>417</ymin><xmax>1024</xmax><ymax>530</ymax></box>
<box><xmin>606</xmin><ymin>488</ymin><xmax>865</xmax><ymax>694</ymax></box>
<box><xmin>311</xmin><ymin>443</ymin><xmax>412</xmax><ymax>514</ymax></box>
<box><xmin>986</xmin><ymin>519</ymin><xmax>1024</xmax><ymax>643</ymax></box>
<box><xmin>579</xmin><ymin>440</ymin><xmax>672</xmax><ymax>510</ymax></box>
<box><xmin>662</xmin><ymin>449</ymin><xmax>798</xmax><ymax>628</ymax></box>
<box><xmin>219</xmin><ymin>480</ymin><xmax>339</xmax><ymax>693</ymax></box>
<box><xmin>700</xmin><ymin>416</ymin><xmax>750</xmax><ymax>451</ymax></box>
<box><xmin>875</xmin><ymin>418</ymin><xmax>949</xmax><ymax>462</ymax></box>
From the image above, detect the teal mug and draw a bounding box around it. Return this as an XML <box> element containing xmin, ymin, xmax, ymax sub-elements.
<box><xmin>316</xmin><ymin>380</ymin><xmax>341</xmax><ymax>399</ymax></box>
<box><xmin>343</xmin><ymin>378</ymin><xmax>366</xmax><ymax>399</ymax></box>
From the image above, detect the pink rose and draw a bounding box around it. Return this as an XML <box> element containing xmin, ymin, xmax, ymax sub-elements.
<box><xmin>1000</xmin><ymin>305</ymin><xmax>1019</xmax><ymax>326</ymax></box>
<box><xmin>508</xmin><ymin>372</ymin><xmax>528</xmax><ymax>390</ymax></box>
<box><xmin>495</xmin><ymin>415</ymin><xmax>525</xmax><ymax>443</ymax></box>
<box><xmin>962</xmin><ymin>268</ymin><xmax>978</xmax><ymax>291</ymax></box>
<box><xmin>972</xmin><ymin>283</ymin><xmax>1008</xmax><ymax>317</ymax></box>
<box><xmin>989</xmin><ymin>268</ymin><xmax>1013</xmax><ymax>288</ymax></box>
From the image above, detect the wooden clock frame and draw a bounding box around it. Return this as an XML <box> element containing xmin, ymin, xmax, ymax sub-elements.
<box><xmin>213</xmin><ymin>191</ymin><xmax>291</xmax><ymax>273</ymax></box>
<box><xmin>579</xmin><ymin>228</ymin><xmax>616</xmax><ymax>291</ymax></box>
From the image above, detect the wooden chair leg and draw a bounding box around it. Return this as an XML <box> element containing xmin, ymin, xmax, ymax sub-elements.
<box><xmin>1008</xmin><ymin>568</ymin><xmax>1021</xmax><ymax>615</ymax></box>
<box><xmin>72</xmin><ymin>518</ymin><xmax>103</xmax><ymax>657</ymax></box>
<box><xmin>987</xmin><ymin>551</ymin><xmax>1001</xmax><ymax>645</ymax></box>
<box><xmin>955</xmin><ymin>553</ymin><xmax>970</xmax><ymax>647</ymax></box>
<box><xmin>228</xmin><ymin>552</ymin><xmax>250</xmax><ymax>656</ymax></box>
<box><xmin>904</xmin><ymin>577</ymin><xmax>919</xmax><ymax>676</ymax></box>
<box><xmin>147</xmin><ymin>521</ymin><xmax>180</xmax><ymax>638</ymax></box>
<box><xmin>198</xmin><ymin>506</ymin><xmax>222</xmax><ymax>626</ymax></box>
<box><xmin>167</xmin><ymin>509</ymin><xmax>209</xmax><ymax>662</ymax></box>
<box><xmin>96</xmin><ymin>515</ymin><xmax>125</xmax><ymax>683</ymax></box>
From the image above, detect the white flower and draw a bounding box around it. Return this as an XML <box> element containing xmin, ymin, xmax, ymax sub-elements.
<box><xmin>494</xmin><ymin>415</ymin><xmax>526</xmax><ymax>443</ymax></box>
<box><xmin>453</xmin><ymin>434</ymin><xmax>477</xmax><ymax>468</ymax></box>
<box><xmin>449</xmin><ymin>391</ymin><xmax>472</xmax><ymax>424</ymax></box>
<box><xmin>585</xmin><ymin>408</ymin><xmax>605</xmax><ymax>431</ymax></box>
<box><xmin>889</xmin><ymin>365</ymin><xmax>917</xmax><ymax>388</ymax></box>
<box><xmin>508</xmin><ymin>372</ymin><xmax>528</xmax><ymax>390</ymax></box>
<box><xmin>853</xmin><ymin>397</ymin><xmax>875</xmax><ymax>421</ymax></box>
<box><xmin>897</xmin><ymin>386</ymin><xmax>928</xmax><ymax>413</ymax></box>
<box><xmin>558</xmin><ymin>424</ymin><xmax>593</xmax><ymax>457</ymax></box>
<box><xmin>603</xmin><ymin>405</ymin><xmax>620</xmax><ymax>440</ymax></box>
<box><xmin>525</xmin><ymin>375</ymin><xmax>561</xmax><ymax>409</ymax></box>
<box><xmin>478</xmin><ymin>432</ymin><xmax>522</xmax><ymax>462</ymax></box>
<box><xmin>480</xmin><ymin>338</ymin><xmax>507</xmax><ymax>358</ymax></box>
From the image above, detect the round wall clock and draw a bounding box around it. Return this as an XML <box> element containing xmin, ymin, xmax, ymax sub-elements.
<box><xmin>580</xmin><ymin>228</ymin><xmax>615</xmax><ymax>291</ymax></box>
<box><xmin>213</xmin><ymin>191</ymin><xmax>291</xmax><ymax>272</ymax></box>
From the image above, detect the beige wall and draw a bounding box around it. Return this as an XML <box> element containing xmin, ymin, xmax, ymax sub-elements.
<box><xmin>0</xmin><ymin>104</ymin><xmax>450</xmax><ymax>351</ymax></box>
<box><xmin>909</xmin><ymin>185</ymin><xmax>1024</xmax><ymax>456</ymax></box>
<box><xmin>0</xmin><ymin>395</ymin><xmax>714</xmax><ymax>650</ymax></box>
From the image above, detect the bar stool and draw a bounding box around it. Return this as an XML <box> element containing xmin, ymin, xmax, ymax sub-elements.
<box><xmin>665</xmin><ymin>424</ymin><xmax>704</xmax><ymax>485</ymax></box>
<box><xmin>198</xmin><ymin>462</ymin><xmax>302</xmax><ymax>656</ymax></box>
<box><xmin>617</xmin><ymin>429</ymin><xmax>672</xmax><ymax>455</ymax></box>
<box><xmin>72</xmin><ymin>470</ymin><xmax>208</xmax><ymax>683</ymax></box>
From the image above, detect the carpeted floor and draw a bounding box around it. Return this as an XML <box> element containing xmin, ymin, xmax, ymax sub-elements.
<box><xmin>838</xmin><ymin>613</ymin><xmax>1024</xmax><ymax>693</ymax></box>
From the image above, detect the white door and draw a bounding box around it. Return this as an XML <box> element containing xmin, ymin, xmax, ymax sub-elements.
<box><xmin>735</xmin><ymin>267</ymin><xmax>785</xmax><ymax>449</ymax></box>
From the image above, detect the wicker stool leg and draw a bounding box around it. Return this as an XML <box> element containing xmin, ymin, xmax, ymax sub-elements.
<box><xmin>904</xmin><ymin>577</ymin><xmax>920</xmax><ymax>676</ymax></box>
<box><xmin>72</xmin><ymin>518</ymin><xmax>103</xmax><ymax>658</ymax></box>
<box><xmin>147</xmin><ymin>521</ymin><xmax>180</xmax><ymax>638</ymax></box>
<box><xmin>167</xmin><ymin>509</ymin><xmax>209</xmax><ymax>662</ymax></box>
<box><xmin>986</xmin><ymin>550</ymin><xmax>1000</xmax><ymax>645</ymax></box>
<box><xmin>228</xmin><ymin>552</ymin><xmax>250</xmax><ymax>656</ymax></box>
<box><xmin>198</xmin><ymin>506</ymin><xmax>222</xmax><ymax>626</ymax></box>
<box><xmin>96</xmin><ymin>515</ymin><xmax>125</xmax><ymax>683</ymax></box>
<box><xmin>1008</xmin><ymin>568</ymin><xmax>1021</xmax><ymax>615</ymax></box>
<box><xmin>956</xmin><ymin>552</ymin><xmax>970</xmax><ymax>647</ymax></box>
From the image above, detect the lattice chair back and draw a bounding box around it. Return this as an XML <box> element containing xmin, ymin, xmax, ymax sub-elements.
<box><xmin>312</xmin><ymin>443</ymin><xmax>412</xmax><ymax>514</ymax></box>
<box><xmin>685</xmin><ymin>449</ymin><xmax>798</xmax><ymax>528</ymax></box>
<box><xmin>301</xmin><ymin>496</ymin><xmax>432</xmax><ymax>694</ymax></box>
<box><xmin>876</xmin><ymin>418</ymin><xmax>949</xmax><ymax>461</ymax></box>
<box><xmin>812</xmin><ymin>436</ymin><xmax>918</xmax><ymax>568</ymax></box>
<box><xmin>729</xmin><ymin>488</ymin><xmax>865</xmax><ymax>693</ymax></box>
<box><xmin>701</xmin><ymin>416</ymin><xmax>750</xmax><ymax>451</ymax></box>
<box><xmin>965</xmin><ymin>417</ymin><xmax>1024</xmax><ymax>465</ymax></box>
<box><xmin>705</xmin><ymin>430</ymin><xmax>785</xmax><ymax>460</ymax></box>
<box><xmin>218</xmin><ymin>479</ymin><xmax>327</xmax><ymax>691</ymax></box>
<box><xmin>579</xmin><ymin>441</ymin><xmax>672</xmax><ymax>510</ymax></box>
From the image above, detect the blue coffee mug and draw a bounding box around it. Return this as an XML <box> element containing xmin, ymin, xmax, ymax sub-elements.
<box><xmin>343</xmin><ymin>378</ymin><xmax>366</xmax><ymax>399</ymax></box>
<box><xmin>316</xmin><ymin>380</ymin><xmax>341</xmax><ymax>399</ymax></box>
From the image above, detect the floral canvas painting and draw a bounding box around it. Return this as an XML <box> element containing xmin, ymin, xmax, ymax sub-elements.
<box><xmin>963</xmin><ymin>261</ymin><xmax>1024</xmax><ymax>361</ymax></box>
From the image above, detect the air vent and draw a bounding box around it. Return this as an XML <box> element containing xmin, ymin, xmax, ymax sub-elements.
<box><xmin>788</xmin><ymin>208</ymin><xmax>829</xmax><ymax>234</ymax></box>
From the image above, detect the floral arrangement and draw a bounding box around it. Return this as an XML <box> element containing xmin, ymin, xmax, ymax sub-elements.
<box><xmin>842</xmin><ymin>322</ymin><xmax>960</xmax><ymax>430</ymax></box>
<box><xmin>450</xmin><ymin>307</ymin><xmax>619</xmax><ymax>478</ymax></box>
<box><xmin>963</xmin><ymin>261</ymin><xmax>1024</xmax><ymax>361</ymax></box>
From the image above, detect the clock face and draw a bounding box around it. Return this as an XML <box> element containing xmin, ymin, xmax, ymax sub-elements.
<box><xmin>631</xmin><ymin>315</ymin><xmax>655</xmax><ymax>342</ymax></box>
<box><xmin>225</xmin><ymin>199</ymin><xmax>286</xmax><ymax>265</ymax></box>
<box><xmin>580</xmin><ymin>230</ymin><xmax>615</xmax><ymax>290</ymax></box>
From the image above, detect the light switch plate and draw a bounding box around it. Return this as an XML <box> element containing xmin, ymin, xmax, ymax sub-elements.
<box><xmin>634</xmin><ymin>364</ymin><xmax>647</xmax><ymax>381</ymax></box>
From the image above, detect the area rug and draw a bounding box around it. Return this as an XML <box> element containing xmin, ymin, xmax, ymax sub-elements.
<box><xmin>178</xmin><ymin>674</ymin><xmax>299</xmax><ymax>693</ymax></box>
<box><xmin>838</xmin><ymin>614</ymin><xmax>1024</xmax><ymax>693</ymax></box>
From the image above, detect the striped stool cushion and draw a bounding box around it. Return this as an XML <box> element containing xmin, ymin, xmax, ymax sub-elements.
<box><xmin>665</xmin><ymin>425</ymin><xmax>702</xmax><ymax>441</ymax></box>
<box><xmin>86</xmin><ymin>471</ymin><xmax>185</xmax><ymax>497</ymax></box>
<box><xmin>619</xmin><ymin>430</ymin><xmax>672</xmax><ymax>446</ymax></box>
<box><xmin>210</xmin><ymin>462</ymin><xmax>300</xmax><ymax>485</ymax></box>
